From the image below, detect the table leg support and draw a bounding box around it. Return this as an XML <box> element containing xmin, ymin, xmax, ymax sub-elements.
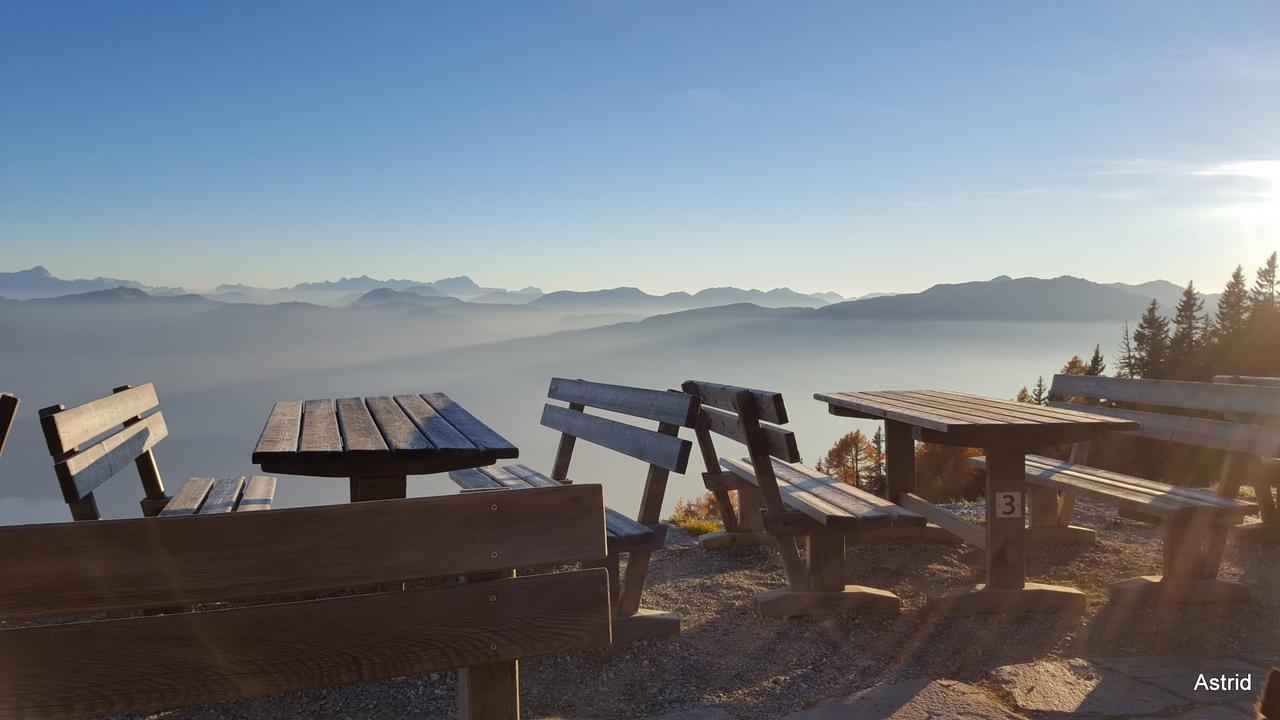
<box><xmin>927</xmin><ymin>447</ymin><xmax>1084</xmax><ymax>614</ymax></box>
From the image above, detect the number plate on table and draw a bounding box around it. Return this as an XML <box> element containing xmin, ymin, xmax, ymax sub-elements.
<box><xmin>994</xmin><ymin>491</ymin><xmax>1023</xmax><ymax>518</ymax></box>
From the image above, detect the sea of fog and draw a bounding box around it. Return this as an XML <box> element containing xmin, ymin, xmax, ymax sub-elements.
<box><xmin>0</xmin><ymin>307</ymin><xmax>1121</xmax><ymax>525</ymax></box>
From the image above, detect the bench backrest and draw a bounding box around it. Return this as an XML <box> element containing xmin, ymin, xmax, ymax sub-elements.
<box><xmin>0</xmin><ymin>484</ymin><xmax>611</xmax><ymax>719</ymax></box>
<box><xmin>0</xmin><ymin>393</ymin><xmax>16</xmax><ymax>460</ymax></box>
<box><xmin>541</xmin><ymin>378</ymin><xmax>697</xmax><ymax>526</ymax></box>
<box><xmin>681</xmin><ymin>380</ymin><xmax>801</xmax><ymax>517</ymax></box>
<box><xmin>1049</xmin><ymin>374</ymin><xmax>1280</xmax><ymax>457</ymax></box>
<box><xmin>38</xmin><ymin>383</ymin><xmax>170</xmax><ymax>520</ymax></box>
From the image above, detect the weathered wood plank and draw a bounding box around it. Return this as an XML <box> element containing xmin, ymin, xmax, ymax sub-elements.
<box><xmin>450</xmin><ymin>468</ymin><xmax>503</xmax><ymax>490</ymax></box>
<box><xmin>773</xmin><ymin>460</ymin><xmax>926</xmax><ymax>525</ymax></box>
<box><xmin>720</xmin><ymin>458</ymin><xmax>867</xmax><ymax>530</ymax></box>
<box><xmin>54</xmin><ymin>413</ymin><xmax>169</xmax><ymax>503</ymax></box>
<box><xmin>699</xmin><ymin>405</ymin><xmax>800</xmax><ymax>462</ymax></box>
<box><xmin>816</xmin><ymin>391</ymin><xmax>965</xmax><ymax>432</ymax></box>
<box><xmin>158</xmin><ymin>477</ymin><xmax>215</xmax><ymax>516</ymax></box>
<box><xmin>984</xmin><ymin>447</ymin><xmax>1027</xmax><ymax>589</ymax></box>
<box><xmin>42</xmin><ymin>384</ymin><xmax>159</xmax><ymax>456</ymax></box>
<box><xmin>198</xmin><ymin>477</ymin><xmax>245</xmax><ymax>514</ymax></box>
<box><xmin>0</xmin><ymin>393</ymin><xmax>17</xmax><ymax>460</ymax></box>
<box><xmin>298</xmin><ymin>399</ymin><xmax>341</xmax><ymax>455</ymax></box>
<box><xmin>1023</xmin><ymin>455</ymin><xmax>1252</xmax><ymax>511</ymax></box>
<box><xmin>499</xmin><ymin>464</ymin><xmax>656</xmax><ymax>544</ymax></box>
<box><xmin>768</xmin><ymin>461</ymin><xmax>903</xmax><ymax>528</ymax></box>
<box><xmin>540</xmin><ymin>405</ymin><xmax>691</xmax><ymax>473</ymax></box>
<box><xmin>253</xmin><ymin>400</ymin><xmax>302</xmax><ymax>457</ymax></box>
<box><xmin>897</xmin><ymin>493</ymin><xmax>988</xmax><ymax>548</ymax></box>
<box><xmin>365</xmin><ymin>396</ymin><xmax>431</xmax><ymax>451</ymax></box>
<box><xmin>0</xmin><ymin>570</ymin><xmax>611</xmax><ymax>720</ymax></box>
<box><xmin>684</xmin><ymin>381</ymin><xmax>788</xmax><ymax>424</ymax></box>
<box><xmin>550</xmin><ymin>378</ymin><xmax>699</xmax><ymax>426</ymax></box>
<box><xmin>871</xmin><ymin>390</ymin><xmax>1038</xmax><ymax>425</ymax></box>
<box><xmin>1213</xmin><ymin>375</ymin><xmax>1280</xmax><ymax>388</ymax></box>
<box><xmin>1053</xmin><ymin>374</ymin><xmax>1280</xmax><ymax>418</ymax></box>
<box><xmin>928</xmin><ymin>389</ymin><xmax>1135</xmax><ymax>424</ymax></box>
<box><xmin>335</xmin><ymin>398</ymin><xmax>388</xmax><ymax>453</ymax></box>
<box><xmin>423</xmin><ymin>393</ymin><xmax>518</xmax><ymax>455</ymax></box>
<box><xmin>0</xmin><ymin>484</ymin><xmax>608</xmax><ymax>620</ymax></box>
<box><xmin>396</xmin><ymin>394</ymin><xmax>476</xmax><ymax>450</ymax></box>
<box><xmin>236</xmin><ymin>476</ymin><xmax>276</xmax><ymax>512</ymax></box>
<box><xmin>1046</xmin><ymin>401</ymin><xmax>1280</xmax><ymax>456</ymax></box>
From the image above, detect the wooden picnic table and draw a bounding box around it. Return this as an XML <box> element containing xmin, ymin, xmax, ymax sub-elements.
<box><xmin>814</xmin><ymin>389</ymin><xmax>1139</xmax><ymax>614</ymax></box>
<box><xmin>252</xmin><ymin>393</ymin><xmax>518</xmax><ymax>502</ymax></box>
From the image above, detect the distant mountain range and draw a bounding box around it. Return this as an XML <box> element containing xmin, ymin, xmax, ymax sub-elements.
<box><xmin>0</xmin><ymin>266</ymin><xmax>1219</xmax><ymax>325</ymax></box>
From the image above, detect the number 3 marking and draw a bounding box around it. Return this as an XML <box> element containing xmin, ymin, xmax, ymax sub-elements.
<box><xmin>994</xmin><ymin>491</ymin><xmax>1022</xmax><ymax>518</ymax></box>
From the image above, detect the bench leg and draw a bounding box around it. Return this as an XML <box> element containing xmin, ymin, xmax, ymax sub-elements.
<box><xmin>698</xmin><ymin>488</ymin><xmax>772</xmax><ymax>549</ymax></box>
<box><xmin>1024</xmin><ymin>486</ymin><xmax>1096</xmax><ymax>545</ymax></box>
<box><xmin>459</xmin><ymin>661</ymin><xmax>519</xmax><ymax>720</ymax></box>
<box><xmin>611</xmin><ymin>550</ymin><xmax>680</xmax><ymax>643</ymax></box>
<box><xmin>754</xmin><ymin>533</ymin><xmax>900</xmax><ymax>617</ymax></box>
<box><xmin>349</xmin><ymin>476</ymin><xmax>407</xmax><ymax>502</ymax></box>
<box><xmin>1110</xmin><ymin>518</ymin><xmax>1250</xmax><ymax>605</ymax></box>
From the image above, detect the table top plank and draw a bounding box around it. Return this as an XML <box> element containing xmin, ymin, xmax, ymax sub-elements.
<box><xmin>335</xmin><ymin>398</ymin><xmax>390</xmax><ymax>454</ymax></box>
<box><xmin>365</xmin><ymin>396</ymin><xmax>432</xmax><ymax>452</ymax></box>
<box><xmin>299</xmin><ymin>399</ymin><xmax>342</xmax><ymax>455</ymax></box>
<box><xmin>254</xmin><ymin>401</ymin><xmax>302</xmax><ymax>456</ymax></box>
<box><xmin>422</xmin><ymin>393</ymin><xmax>518</xmax><ymax>456</ymax></box>
<box><xmin>395</xmin><ymin>394</ymin><xmax>476</xmax><ymax>451</ymax></box>
<box><xmin>816</xmin><ymin>388</ymin><xmax>1141</xmax><ymax>441</ymax></box>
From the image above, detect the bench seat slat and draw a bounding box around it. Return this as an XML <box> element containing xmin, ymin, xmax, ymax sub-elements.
<box><xmin>198</xmin><ymin>477</ymin><xmax>246</xmax><ymax>514</ymax></box>
<box><xmin>720</xmin><ymin>458</ymin><xmax>921</xmax><ymax>531</ymax></box>
<box><xmin>970</xmin><ymin>455</ymin><xmax>1257</xmax><ymax>521</ymax></box>
<box><xmin>158</xmin><ymin>478</ymin><xmax>216</xmax><ymax>516</ymax></box>
<box><xmin>236</xmin><ymin>476</ymin><xmax>277</xmax><ymax>512</ymax></box>
<box><xmin>771</xmin><ymin>460</ymin><xmax>927</xmax><ymax>526</ymax></box>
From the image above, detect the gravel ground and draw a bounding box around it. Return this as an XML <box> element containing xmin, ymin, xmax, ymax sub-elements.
<box><xmin>130</xmin><ymin>500</ymin><xmax>1278</xmax><ymax>720</ymax></box>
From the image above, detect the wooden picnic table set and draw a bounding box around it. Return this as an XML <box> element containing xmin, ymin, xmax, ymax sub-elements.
<box><xmin>0</xmin><ymin>372</ymin><xmax>1277</xmax><ymax>718</ymax></box>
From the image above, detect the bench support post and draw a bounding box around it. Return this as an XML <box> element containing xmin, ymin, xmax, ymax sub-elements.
<box><xmin>754</xmin><ymin>531</ymin><xmax>900</xmax><ymax>617</ymax></box>
<box><xmin>1110</xmin><ymin>516</ymin><xmax>1251</xmax><ymax>605</ymax></box>
<box><xmin>349</xmin><ymin>476</ymin><xmax>407</xmax><ymax>502</ymax></box>
<box><xmin>458</xmin><ymin>569</ymin><xmax>520</xmax><ymax>720</ymax></box>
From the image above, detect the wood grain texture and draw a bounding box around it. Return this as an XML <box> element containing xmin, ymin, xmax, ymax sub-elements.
<box><xmin>899</xmin><ymin>493</ymin><xmax>987</xmax><ymax>548</ymax></box>
<box><xmin>1046</xmin><ymin>401</ymin><xmax>1280</xmax><ymax>456</ymax></box>
<box><xmin>237</xmin><ymin>476</ymin><xmax>276</xmax><ymax>511</ymax></box>
<box><xmin>298</xmin><ymin>399</ymin><xmax>342</xmax><ymax>455</ymax></box>
<box><xmin>549</xmin><ymin>378</ymin><xmax>699</xmax><ymax>427</ymax></box>
<box><xmin>395</xmin><ymin>394</ymin><xmax>475</xmax><ymax>450</ymax></box>
<box><xmin>684</xmin><ymin>380</ymin><xmax>787</xmax><ymax>424</ymax></box>
<box><xmin>540</xmin><ymin>404</ymin><xmax>692</xmax><ymax>473</ymax></box>
<box><xmin>1054</xmin><ymin>374</ymin><xmax>1280</xmax><ymax>418</ymax></box>
<box><xmin>698</xmin><ymin>405</ymin><xmax>800</xmax><ymax>462</ymax></box>
<box><xmin>54</xmin><ymin>412</ymin><xmax>169</xmax><ymax>503</ymax></box>
<box><xmin>198</xmin><ymin>477</ymin><xmax>245</xmax><ymax>514</ymax></box>
<box><xmin>0</xmin><ymin>393</ymin><xmax>17</xmax><ymax>460</ymax></box>
<box><xmin>253</xmin><ymin>401</ymin><xmax>302</xmax><ymax>456</ymax></box>
<box><xmin>423</xmin><ymin>393</ymin><xmax>518</xmax><ymax>455</ymax></box>
<box><xmin>41</xmin><ymin>383</ymin><xmax>159</xmax><ymax>456</ymax></box>
<box><xmin>334</xmin><ymin>398</ymin><xmax>388</xmax><ymax>453</ymax></box>
<box><xmin>984</xmin><ymin>446</ymin><xmax>1027</xmax><ymax>590</ymax></box>
<box><xmin>0</xmin><ymin>570</ymin><xmax>611</xmax><ymax>720</ymax></box>
<box><xmin>0</xmin><ymin>485</ymin><xmax>608</xmax><ymax>620</ymax></box>
<box><xmin>157</xmin><ymin>477</ymin><xmax>215</xmax><ymax>516</ymax></box>
<box><xmin>365</xmin><ymin>396</ymin><xmax>430</xmax><ymax>452</ymax></box>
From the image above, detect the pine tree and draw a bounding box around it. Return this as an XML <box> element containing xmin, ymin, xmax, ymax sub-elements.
<box><xmin>868</xmin><ymin>427</ymin><xmax>887</xmax><ymax>496</ymax></box>
<box><xmin>1169</xmin><ymin>281</ymin><xmax>1204</xmax><ymax>378</ymax></box>
<box><xmin>1086</xmin><ymin>345</ymin><xmax>1106</xmax><ymax>376</ymax></box>
<box><xmin>1249</xmin><ymin>251</ymin><xmax>1278</xmax><ymax>318</ymax></box>
<box><xmin>1116</xmin><ymin>320</ymin><xmax>1137</xmax><ymax>378</ymax></box>
<box><xmin>1216</xmin><ymin>265</ymin><xmax>1250</xmax><ymax>340</ymax></box>
<box><xmin>1132</xmin><ymin>299</ymin><xmax>1170</xmax><ymax>379</ymax></box>
<box><xmin>1030</xmin><ymin>376</ymin><xmax>1049</xmax><ymax>405</ymax></box>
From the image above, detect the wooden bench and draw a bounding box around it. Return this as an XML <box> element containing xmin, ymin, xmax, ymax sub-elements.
<box><xmin>0</xmin><ymin>393</ymin><xmax>16</xmax><ymax>461</ymax></box>
<box><xmin>971</xmin><ymin>374</ymin><xmax>1267</xmax><ymax>604</ymax></box>
<box><xmin>1214</xmin><ymin>375</ymin><xmax>1280</xmax><ymax>544</ymax></box>
<box><xmin>682</xmin><ymin>381</ymin><xmax>925</xmax><ymax>617</ymax></box>
<box><xmin>38</xmin><ymin>383</ymin><xmax>277</xmax><ymax>520</ymax></box>
<box><xmin>450</xmin><ymin>378</ymin><xmax>698</xmax><ymax>643</ymax></box>
<box><xmin>0</xmin><ymin>484</ymin><xmax>612</xmax><ymax>720</ymax></box>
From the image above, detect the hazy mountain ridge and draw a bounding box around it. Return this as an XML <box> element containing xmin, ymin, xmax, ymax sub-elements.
<box><xmin>0</xmin><ymin>266</ymin><xmax>183</xmax><ymax>300</ymax></box>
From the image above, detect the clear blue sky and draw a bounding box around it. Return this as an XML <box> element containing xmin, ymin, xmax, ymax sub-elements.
<box><xmin>1</xmin><ymin>1</ymin><xmax>1277</xmax><ymax>295</ymax></box>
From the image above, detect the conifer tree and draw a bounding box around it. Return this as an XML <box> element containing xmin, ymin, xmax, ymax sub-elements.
<box><xmin>1169</xmin><ymin>281</ymin><xmax>1204</xmax><ymax>377</ymax></box>
<box><xmin>1250</xmin><ymin>251</ymin><xmax>1278</xmax><ymax>318</ymax></box>
<box><xmin>1061</xmin><ymin>355</ymin><xmax>1089</xmax><ymax>376</ymax></box>
<box><xmin>1086</xmin><ymin>344</ymin><xmax>1106</xmax><ymax>376</ymax></box>
<box><xmin>868</xmin><ymin>427</ymin><xmax>887</xmax><ymax>496</ymax></box>
<box><xmin>1133</xmin><ymin>299</ymin><xmax>1170</xmax><ymax>378</ymax></box>
<box><xmin>1015</xmin><ymin>386</ymin><xmax>1031</xmax><ymax>403</ymax></box>
<box><xmin>1030</xmin><ymin>376</ymin><xmax>1049</xmax><ymax>405</ymax></box>
<box><xmin>1116</xmin><ymin>321</ymin><xmax>1136</xmax><ymax>378</ymax></box>
<box><xmin>1215</xmin><ymin>265</ymin><xmax>1250</xmax><ymax>340</ymax></box>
